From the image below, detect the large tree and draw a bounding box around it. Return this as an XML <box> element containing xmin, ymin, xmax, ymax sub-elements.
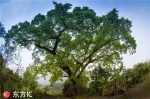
<box><xmin>4</xmin><ymin>2</ymin><xmax>136</xmax><ymax>89</ymax></box>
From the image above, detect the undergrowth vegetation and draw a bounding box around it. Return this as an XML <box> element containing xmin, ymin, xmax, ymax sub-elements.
<box><xmin>0</xmin><ymin>54</ymin><xmax>48</xmax><ymax>99</ymax></box>
<box><xmin>89</xmin><ymin>60</ymin><xmax>150</xmax><ymax>96</ymax></box>
<box><xmin>1</xmin><ymin>51</ymin><xmax>150</xmax><ymax>99</ymax></box>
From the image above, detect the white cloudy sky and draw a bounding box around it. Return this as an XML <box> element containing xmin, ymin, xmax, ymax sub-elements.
<box><xmin>0</xmin><ymin>0</ymin><xmax>150</xmax><ymax>85</ymax></box>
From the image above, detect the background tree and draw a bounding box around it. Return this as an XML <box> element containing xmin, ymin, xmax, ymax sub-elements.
<box><xmin>0</xmin><ymin>22</ymin><xmax>6</xmax><ymax>38</ymax></box>
<box><xmin>0</xmin><ymin>53</ymin><xmax>23</xmax><ymax>98</ymax></box>
<box><xmin>21</xmin><ymin>66</ymin><xmax>38</xmax><ymax>91</ymax></box>
<box><xmin>89</xmin><ymin>65</ymin><xmax>111</xmax><ymax>95</ymax></box>
<box><xmin>0</xmin><ymin>22</ymin><xmax>6</xmax><ymax>95</ymax></box>
<box><xmin>109</xmin><ymin>65</ymin><xmax>127</xmax><ymax>95</ymax></box>
<box><xmin>0</xmin><ymin>54</ymin><xmax>45</xmax><ymax>99</ymax></box>
<box><xmin>4</xmin><ymin>2</ymin><xmax>136</xmax><ymax>95</ymax></box>
<box><xmin>125</xmin><ymin>60</ymin><xmax>150</xmax><ymax>86</ymax></box>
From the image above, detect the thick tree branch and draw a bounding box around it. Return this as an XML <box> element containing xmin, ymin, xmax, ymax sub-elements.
<box><xmin>35</xmin><ymin>43</ymin><xmax>56</xmax><ymax>55</ymax></box>
<box><xmin>76</xmin><ymin>38</ymin><xmax>118</xmax><ymax>79</ymax></box>
<box><xmin>34</xmin><ymin>26</ymin><xmax>68</xmax><ymax>55</ymax></box>
<box><xmin>82</xmin><ymin>38</ymin><xmax>117</xmax><ymax>65</ymax></box>
<box><xmin>76</xmin><ymin>52</ymin><xmax>117</xmax><ymax>79</ymax></box>
<box><xmin>73</xmin><ymin>60</ymin><xmax>83</xmax><ymax>76</ymax></box>
<box><xmin>59</xmin><ymin>65</ymin><xmax>72</xmax><ymax>77</ymax></box>
<box><xmin>77</xmin><ymin>38</ymin><xmax>93</xmax><ymax>60</ymax></box>
<box><xmin>77</xmin><ymin>57</ymin><xmax>96</xmax><ymax>79</ymax></box>
<box><xmin>59</xmin><ymin>65</ymin><xmax>76</xmax><ymax>84</ymax></box>
<box><xmin>53</xmin><ymin>26</ymin><xmax>68</xmax><ymax>51</ymax></box>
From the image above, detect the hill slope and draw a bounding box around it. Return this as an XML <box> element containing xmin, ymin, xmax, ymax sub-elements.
<box><xmin>118</xmin><ymin>73</ymin><xmax>150</xmax><ymax>99</ymax></box>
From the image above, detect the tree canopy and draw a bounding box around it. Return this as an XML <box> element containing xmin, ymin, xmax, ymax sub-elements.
<box><xmin>4</xmin><ymin>2</ymin><xmax>136</xmax><ymax>88</ymax></box>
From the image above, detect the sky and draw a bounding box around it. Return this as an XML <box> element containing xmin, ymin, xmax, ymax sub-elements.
<box><xmin>0</xmin><ymin>0</ymin><xmax>150</xmax><ymax>85</ymax></box>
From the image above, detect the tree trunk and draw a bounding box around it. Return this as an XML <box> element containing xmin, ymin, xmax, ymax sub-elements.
<box><xmin>71</xmin><ymin>78</ymin><xmax>76</xmax><ymax>85</ymax></box>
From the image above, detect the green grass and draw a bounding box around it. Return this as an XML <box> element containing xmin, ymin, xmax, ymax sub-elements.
<box><xmin>48</xmin><ymin>90</ymin><xmax>63</xmax><ymax>96</ymax></box>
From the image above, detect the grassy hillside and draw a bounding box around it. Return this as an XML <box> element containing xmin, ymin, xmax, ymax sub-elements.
<box><xmin>71</xmin><ymin>74</ymin><xmax>150</xmax><ymax>99</ymax></box>
<box><xmin>118</xmin><ymin>73</ymin><xmax>150</xmax><ymax>99</ymax></box>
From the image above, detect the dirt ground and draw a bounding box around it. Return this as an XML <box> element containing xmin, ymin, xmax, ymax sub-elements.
<box><xmin>43</xmin><ymin>95</ymin><xmax>119</xmax><ymax>99</ymax></box>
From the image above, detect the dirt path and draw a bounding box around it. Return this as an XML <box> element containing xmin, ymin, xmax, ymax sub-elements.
<box><xmin>43</xmin><ymin>95</ymin><xmax>118</xmax><ymax>99</ymax></box>
<box><xmin>43</xmin><ymin>95</ymin><xmax>70</xmax><ymax>99</ymax></box>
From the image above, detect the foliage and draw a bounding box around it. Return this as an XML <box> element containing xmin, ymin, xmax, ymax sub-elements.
<box><xmin>118</xmin><ymin>72</ymin><xmax>150</xmax><ymax>99</ymax></box>
<box><xmin>22</xmin><ymin>66</ymin><xmax>38</xmax><ymax>90</ymax></box>
<box><xmin>0</xmin><ymin>22</ymin><xmax>6</xmax><ymax>38</ymax></box>
<box><xmin>89</xmin><ymin>60</ymin><xmax>150</xmax><ymax>96</ymax></box>
<box><xmin>0</xmin><ymin>54</ymin><xmax>22</xmax><ymax>98</ymax></box>
<box><xmin>0</xmin><ymin>54</ymin><xmax>47</xmax><ymax>98</ymax></box>
<box><xmin>32</xmin><ymin>87</ymin><xmax>47</xmax><ymax>98</ymax></box>
<box><xmin>89</xmin><ymin>65</ymin><xmax>111</xmax><ymax>95</ymax></box>
<box><xmin>108</xmin><ymin>65</ymin><xmax>127</xmax><ymax>95</ymax></box>
<box><xmin>125</xmin><ymin>60</ymin><xmax>150</xmax><ymax>85</ymax></box>
<box><xmin>0</xmin><ymin>23</ymin><xmax>6</xmax><ymax>61</ymax></box>
<box><xmin>3</xmin><ymin>1</ymin><xmax>150</xmax><ymax>98</ymax></box>
<box><xmin>3</xmin><ymin>1</ymin><xmax>136</xmax><ymax>96</ymax></box>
